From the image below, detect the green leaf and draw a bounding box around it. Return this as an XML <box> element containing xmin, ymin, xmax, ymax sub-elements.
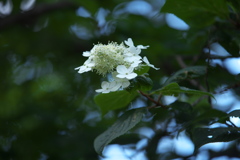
<box><xmin>152</xmin><ymin>82</ymin><xmax>213</xmax><ymax>97</ymax></box>
<box><xmin>161</xmin><ymin>0</ymin><xmax>229</xmax><ymax>27</ymax></box>
<box><xmin>228</xmin><ymin>110</ymin><xmax>240</xmax><ymax>118</ymax></box>
<box><xmin>164</xmin><ymin>66</ymin><xmax>207</xmax><ymax>86</ymax></box>
<box><xmin>191</xmin><ymin>109</ymin><xmax>227</xmax><ymax>126</ymax></box>
<box><xmin>150</xmin><ymin>107</ymin><xmax>170</xmax><ymax>122</ymax></box>
<box><xmin>170</xmin><ymin>101</ymin><xmax>194</xmax><ymax>124</ymax></box>
<box><xmin>216</xmin><ymin>110</ymin><xmax>240</xmax><ymax>123</ymax></box>
<box><xmin>94</xmin><ymin>90</ymin><xmax>137</xmax><ymax>115</ymax></box>
<box><xmin>192</xmin><ymin>127</ymin><xmax>240</xmax><ymax>150</ymax></box>
<box><xmin>235</xmin><ymin>74</ymin><xmax>240</xmax><ymax>81</ymax></box>
<box><xmin>135</xmin><ymin>65</ymin><xmax>150</xmax><ymax>75</ymax></box>
<box><xmin>94</xmin><ymin>108</ymin><xmax>146</xmax><ymax>155</ymax></box>
<box><xmin>135</xmin><ymin>75</ymin><xmax>153</xmax><ymax>91</ymax></box>
<box><xmin>127</xmin><ymin>75</ymin><xmax>153</xmax><ymax>93</ymax></box>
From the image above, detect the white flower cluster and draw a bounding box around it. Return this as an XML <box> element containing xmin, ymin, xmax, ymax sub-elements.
<box><xmin>75</xmin><ymin>38</ymin><xmax>159</xmax><ymax>93</ymax></box>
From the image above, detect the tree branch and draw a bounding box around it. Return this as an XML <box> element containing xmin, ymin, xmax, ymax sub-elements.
<box><xmin>138</xmin><ymin>90</ymin><xmax>166</xmax><ymax>108</ymax></box>
<box><xmin>214</xmin><ymin>82</ymin><xmax>240</xmax><ymax>94</ymax></box>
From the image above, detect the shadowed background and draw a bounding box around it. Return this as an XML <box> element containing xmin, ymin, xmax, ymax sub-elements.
<box><xmin>1</xmin><ymin>0</ymin><xmax>240</xmax><ymax>160</ymax></box>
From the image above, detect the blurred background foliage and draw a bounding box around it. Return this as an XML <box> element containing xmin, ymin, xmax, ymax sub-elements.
<box><xmin>1</xmin><ymin>0</ymin><xmax>240</xmax><ymax>159</ymax></box>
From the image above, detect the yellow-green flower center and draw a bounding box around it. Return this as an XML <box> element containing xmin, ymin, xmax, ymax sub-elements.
<box><xmin>92</xmin><ymin>42</ymin><xmax>130</xmax><ymax>75</ymax></box>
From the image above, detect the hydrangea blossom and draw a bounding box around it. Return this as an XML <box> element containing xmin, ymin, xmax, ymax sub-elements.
<box><xmin>75</xmin><ymin>38</ymin><xmax>159</xmax><ymax>93</ymax></box>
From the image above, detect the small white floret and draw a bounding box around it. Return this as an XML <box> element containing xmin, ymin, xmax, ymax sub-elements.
<box><xmin>116</xmin><ymin>65</ymin><xmax>137</xmax><ymax>80</ymax></box>
<box><xmin>112</xmin><ymin>72</ymin><xmax>131</xmax><ymax>89</ymax></box>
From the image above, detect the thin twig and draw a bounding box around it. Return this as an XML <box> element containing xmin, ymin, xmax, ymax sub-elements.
<box><xmin>138</xmin><ymin>90</ymin><xmax>166</xmax><ymax>108</ymax></box>
<box><xmin>175</xmin><ymin>55</ymin><xmax>187</xmax><ymax>68</ymax></box>
<box><xmin>227</xmin><ymin>120</ymin><xmax>238</xmax><ymax>128</ymax></box>
<box><xmin>205</xmin><ymin>45</ymin><xmax>211</xmax><ymax>104</ymax></box>
<box><xmin>157</xmin><ymin>94</ymin><xmax>162</xmax><ymax>104</ymax></box>
<box><xmin>214</xmin><ymin>82</ymin><xmax>240</xmax><ymax>94</ymax></box>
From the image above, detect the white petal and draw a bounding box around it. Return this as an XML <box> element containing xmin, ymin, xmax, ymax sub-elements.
<box><xmin>108</xmin><ymin>81</ymin><xmax>116</xmax><ymax>88</ymax></box>
<box><xmin>110</xmin><ymin>81</ymin><xmax>121</xmax><ymax>91</ymax></box>
<box><xmin>96</xmin><ymin>81</ymin><xmax>111</xmax><ymax>93</ymax></box>
<box><xmin>116</xmin><ymin>65</ymin><xmax>127</xmax><ymax>74</ymax></box>
<box><xmin>124</xmin><ymin>57</ymin><xmax>133</xmax><ymax>63</ymax></box>
<box><xmin>116</xmin><ymin>74</ymin><xmax>127</xmax><ymax>79</ymax></box>
<box><xmin>124</xmin><ymin>55</ymin><xmax>141</xmax><ymax>62</ymax></box>
<box><xmin>113</xmin><ymin>72</ymin><xmax>128</xmax><ymax>82</ymax></box>
<box><xmin>129</xmin><ymin>47</ymin><xmax>141</xmax><ymax>55</ymax></box>
<box><xmin>74</xmin><ymin>66</ymin><xmax>81</xmax><ymax>70</ymax></box>
<box><xmin>143</xmin><ymin>56</ymin><xmax>160</xmax><ymax>70</ymax></box>
<box><xmin>130</xmin><ymin>63</ymin><xmax>139</xmax><ymax>68</ymax></box>
<box><xmin>95</xmin><ymin>89</ymin><xmax>104</xmax><ymax>93</ymax></box>
<box><xmin>121</xmin><ymin>81</ymin><xmax>130</xmax><ymax>88</ymax></box>
<box><xmin>83</xmin><ymin>51</ymin><xmax>91</xmax><ymax>57</ymax></box>
<box><xmin>84</xmin><ymin>59</ymin><xmax>95</xmax><ymax>67</ymax></box>
<box><xmin>102</xmin><ymin>90</ymin><xmax>110</xmax><ymax>93</ymax></box>
<box><xmin>101</xmin><ymin>81</ymin><xmax>110</xmax><ymax>89</ymax></box>
<box><xmin>137</xmin><ymin>45</ymin><xmax>149</xmax><ymax>49</ymax></box>
<box><xmin>153</xmin><ymin>66</ymin><xmax>160</xmax><ymax>70</ymax></box>
<box><xmin>78</xmin><ymin>66</ymin><xmax>88</xmax><ymax>73</ymax></box>
<box><xmin>127</xmin><ymin>67</ymin><xmax>134</xmax><ymax>73</ymax></box>
<box><xmin>126</xmin><ymin>73</ymin><xmax>137</xmax><ymax>79</ymax></box>
<box><xmin>148</xmin><ymin>63</ymin><xmax>160</xmax><ymax>70</ymax></box>
<box><xmin>124</xmin><ymin>51</ymin><xmax>134</xmax><ymax>57</ymax></box>
<box><xmin>124</xmin><ymin>38</ymin><xmax>134</xmax><ymax>47</ymax></box>
<box><xmin>83</xmin><ymin>67</ymin><xmax>92</xmax><ymax>72</ymax></box>
<box><xmin>143</xmin><ymin>56</ymin><xmax>150</xmax><ymax>64</ymax></box>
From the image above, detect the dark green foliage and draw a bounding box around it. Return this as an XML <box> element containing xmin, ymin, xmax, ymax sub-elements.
<box><xmin>192</xmin><ymin>127</ymin><xmax>240</xmax><ymax>150</ymax></box>
<box><xmin>1</xmin><ymin>0</ymin><xmax>240</xmax><ymax>159</ymax></box>
<box><xmin>94</xmin><ymin>90</ymin><xmax>137</xmax><ymax>115</ymax></box>
<box><xmin>94</xmin><ymin>108</ymin><xmax>146</xmax><ymax>155</ymax></box>
<box><xmin>161</xmin><ymin>0</ymin><xmax>229</xmax><ymax>27</ymax></box>
<box><xmin>127</xmin><ymin>74</ymin><xmax>153</xmax><ymax>93</ymax></box>
<box><xmin>152</xmin><ymin>82</ymin><xmax>213</xmax><ymax>97</ymax></box>
<box><xmin>228</xmin><ymin>110</ymin><xmax>240</xmax><ymax>118</ymax></box>
<box><xmin>163</xmin><ymin>66</ymin><xmax>207</xmax><ymax>85</ymax></box>
<box><xmin>170</xmin><ymin>101</ymin><xmax>195</xmax><ymax>124</ymax></box>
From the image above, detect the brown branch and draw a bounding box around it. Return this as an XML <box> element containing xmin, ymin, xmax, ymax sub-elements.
<box><xmin>157</xmin><ymin>94</ymin><xmax>162</xmax><ymax>104</ymax></box>
<box><xmin>138</xmin><ymin>90</ymin><xmax>166</xmax><ymax>108</ymax></box>
<box><xmin>0</xmin><ymin>1</ymin><xmax>78</xmax><ymax>31</ymax></box>
<box><xmin>214</xmin><ymin>82</ymin><xmax>240</xmax><ymax>94</ymax></box>
<box><xmin>175</xmin><ymin>55</ymin><xmax>187</xmax><ymax>68</ymax></box>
